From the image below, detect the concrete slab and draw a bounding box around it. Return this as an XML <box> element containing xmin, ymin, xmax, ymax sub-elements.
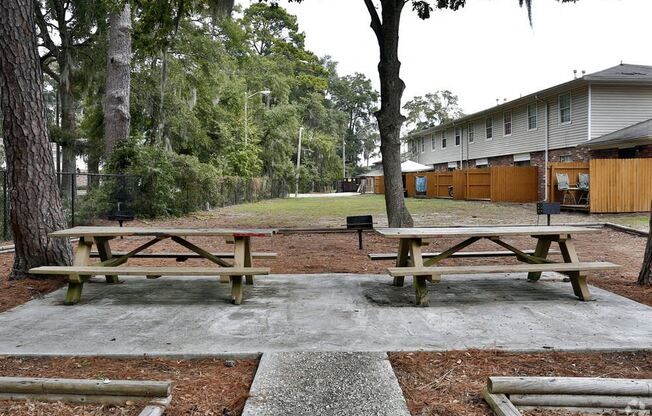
<box><xmin>0</xmin><ymin>274</ymin><xmax>651</xmax><ymax>356</ymax></box>
<box><xmin>242</xmin><ymin>352</ymin><xmax>410</xmax><ymax>416</ymax></box>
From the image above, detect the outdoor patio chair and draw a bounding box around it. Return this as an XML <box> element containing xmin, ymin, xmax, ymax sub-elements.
<box><xmin>556</xmin><ymin>173</ymin><xmax>576</xmax><ymax>205</ymax></box>
<box><xmin>577</xmin><ymin>173</ymin><xmax>590</xmax><ymax>205</ymax></box>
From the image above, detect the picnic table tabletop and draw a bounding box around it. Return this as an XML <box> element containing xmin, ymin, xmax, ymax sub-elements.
<box><xmin>49</xmin><ymin>226</ymin><xmax>277</xmax><ymax>238</ymax></box>
<box><xmin>374</xmin><ymin>225</ymin><xmax>599</xmax><ymax>239</ymax></box>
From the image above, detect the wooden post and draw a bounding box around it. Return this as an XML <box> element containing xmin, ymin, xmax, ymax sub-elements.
<box><xmin>482</xmin><ymin>388</ymin><xmax>522</xmax><ymax>416</ymax></box>
<box><xmin>527</xmin><ymin>238</ymin><xmax>552</xmax><ymax>281</ymax></box>
<box><xmin>243</xmin><ymin>236</ymin><xmax>254</xmax><ymax>285</ymax></box>
<box><xmin>231</xmin><ymin>237</ymin><xmax>247</xmax><ymax>304</ymax></box>
<box><xmin>558</xmin><ymin>236</ymin><xmax>592</xmax><ymax>301</ymax></box>
<box><xmin>65</xmin><ymin>237</ymin><xmax>93</xmax><ymax>305</ymax></box>
<box><xmin>409</xmin><ymin>239</ymin><xmax>429</xmax><ymax>307</ymax></box>
<box><xmin>95</xmin><ymin>237</ymin><xmax>119</xmax><ymax>284</ymax></box>
<box><xmin>394</xmin><ymin>239</ymin><xmax>410</xmax><ymax>287</ymax></box>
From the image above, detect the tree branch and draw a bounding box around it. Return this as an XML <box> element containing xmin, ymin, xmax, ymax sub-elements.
<box><xmin>34</xmin><ymin>2</ymin><xmax>59</xmax><ymax>55</ymax></box>
<box><xmin>363</xmin><ymin>0</ymin><xmax>383</xmax><ymax>45</ymax></box>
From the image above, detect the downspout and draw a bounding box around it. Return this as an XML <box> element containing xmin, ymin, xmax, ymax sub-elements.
<box><xmin>535</xmin><ymin>95</ymin><xmax>549</xmax><ymax>201</ymax></box>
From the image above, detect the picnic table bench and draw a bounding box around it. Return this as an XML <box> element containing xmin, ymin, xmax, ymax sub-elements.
<box><xmin>29</xmin><ymin>227</ymin><xmax>276</xmax><ymax>305</ymax></box>
<box><xmin>375</xmin><ymin>226</ymin><xmax>621</xmax><ymax>306</ymax></box>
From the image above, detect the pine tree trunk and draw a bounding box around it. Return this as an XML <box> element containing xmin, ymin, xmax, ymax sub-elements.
<box><xmin>0</xmin><ymin>0</ymin><xmax>73</xmax><ymax>279</ymax></box>
<box><xmin>638</xmin><ymin>201</ymin><xmax>652</xmax><ymax>286</ymax></box>
<box><xmin>104</xmin><ymin>2</ymin><xmax>132</xmax><ymax>157</ymax></box>
<box><xmin>58</xmin><ymin>17</ymin><xmax>76</xmax><ymax>203</ymax></box>
<box><xmin>373</xmin><ymin>0</ymin><xmax>413</xmax><ymax>227</ymax></box>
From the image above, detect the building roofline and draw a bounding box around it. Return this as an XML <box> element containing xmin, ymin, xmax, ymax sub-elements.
<box><xmin>405</xmin><ymin>63</ymin><xmax>652</xmax><ymax>140</ymax></box>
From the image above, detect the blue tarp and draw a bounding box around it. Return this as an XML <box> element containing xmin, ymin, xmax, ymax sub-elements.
<box><xmin>416</xmin><ymin>176</ymin><xmax>427</xmax><ymax>193</ymax></box>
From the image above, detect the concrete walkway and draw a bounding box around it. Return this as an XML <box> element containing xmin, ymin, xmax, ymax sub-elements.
<box><xmin>0</xmin><ymin>274</ymin><xmax>651</xmax><ymax>356</ymax></box>
<box><xmin>243</xmin><ymin>352</ymin><xmax>410</xmax><ymax>416</ymax></box>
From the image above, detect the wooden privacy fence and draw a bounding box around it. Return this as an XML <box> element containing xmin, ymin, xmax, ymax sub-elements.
<box><xmin>403</xmin><ymin>166</ymin><xmax>538</xmax><ymax>203</ymax></box>
<box><xmin>589</xmin><ymin>158</ymin><xmax>652</xmax><ymax>213</ymax></box>
<box><xmin>547</xmin><ymin>158</ymin><xmax>652</xmax><ymax>213</ymax></box>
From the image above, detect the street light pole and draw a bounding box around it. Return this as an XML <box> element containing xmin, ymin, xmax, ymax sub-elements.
<box><xmin>244</xmin><ymin>89</ymin><xmax>271</xmax><ymax>145</ymax></box>
<box><xmin>295</xmin><ymin>127</ymin><xmax>304</xmax><ymax>198</ymax></box>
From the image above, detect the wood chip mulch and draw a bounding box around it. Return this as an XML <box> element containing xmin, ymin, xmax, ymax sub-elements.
<box><xmin>0</xmin><ymin>356</ymin><xmax>258</xmax><ymax>416</ymax></box>
<box><xmin>390</xmin><ymin>350</ymin><xmax>652</xmax><ymax>416</ymax></box>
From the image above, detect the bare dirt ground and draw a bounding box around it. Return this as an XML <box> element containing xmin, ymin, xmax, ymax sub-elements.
<box><xmin>390</xmin><ymin>350</ymin><xmax>652</xmax><ymax>416</ymax></box>
<box><xmin>0</xmin><ymin>357</ymin><xmax>257</xmax><ymax>416</ymax></box>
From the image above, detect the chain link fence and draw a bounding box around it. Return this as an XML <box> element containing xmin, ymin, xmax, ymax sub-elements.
<box><xmin>0</xmin><ymin>171</ymin><xmax>289</xmax><ymax>240</ymax></box>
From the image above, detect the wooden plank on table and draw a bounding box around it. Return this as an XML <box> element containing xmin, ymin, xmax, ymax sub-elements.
<box><xmin>482</xmin><ymin>388</ymin><xmax>522</xmax><ymax>416</ymax></box>
<box><xmin>368</xmin><ymin>249</ymin><xmax>561</xmax><ymax>261</ymax></box>
<box><xmin>375</xmin><ymin>226</ymin><xmax>598</xmax><ymax>238</ymax></box>
<box><xmin>29</xmin><ymin>266</ymin><xmax>270</xmax><ymax>276</ymax></box>
<box><xmin>49</xmin><ymin>227</ymin><xmax>277</xmax><ymax>238</ymax></box>
<box><xmin>387</xmin><ymin>261</ymin><xmax>621</xmax><ymax>277</ymax></box>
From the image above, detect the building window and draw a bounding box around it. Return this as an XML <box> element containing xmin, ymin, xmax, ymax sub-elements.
<box><xmin>455</xmin><ymin>127</ymin><xmax>461</xmax><ymax>146</ymax></box>
<box><xmin>485</xmin><ymin>117</ymin><xmax>493</xmax><ymax>140</ymax></box>
<box><xmin>475</xmin><ymin>158</ymin><xmax>488</xmax><ymax>168</ymax></box>
<box><xmin>431</xmin><ymin>135</ymin><xmax>436</xmax><ymax>151</ymax></box>
<box><xmin>503</xmin><ymin>112</ymin><xmax>512</xmax><ymax>136</ymax></box>
<box><xmin>560</xmin><ymin>155</ymin><xmax>573</xmax><ymax>163</ymax></box>
<box><xmin>468</xmin><ymin>122</ymin><xmax>474</xmax><ymax>143</ymax></box>
<box><xmin>527</xmin><ymin>103</ymin><xmax>537</xmax><ymax>130</ymax></box>
<box><xmin>420</xmin><ymin>138</ymin><xmax>425</xmax><ymax>153</ymax></box>
<box><xmin>559</xmin><ymin>92</ymin><xmax>571</xmax><ymax>124</ymax></box>
<box><xmin>441</xmin><ymin>130</ymin><xmax>447</xmax><ymax>149</ymax></box>
<box><xmin>514</xmin><ymin>160</ymin><xmax>531</xmax><ymax>166</ymax></box>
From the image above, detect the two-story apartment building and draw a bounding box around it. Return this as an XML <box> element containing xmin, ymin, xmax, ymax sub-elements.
<box><xmin>406</xmin><ymin>64</ymin><xmax>652</xmax><ymax>197</ymax></box>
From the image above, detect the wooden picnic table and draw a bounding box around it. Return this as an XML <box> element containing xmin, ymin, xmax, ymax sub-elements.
<box><xmin>375</xmin><ymin>226</ymin><xmax>620</xmax><ymax>306</ymax></box>
<box><xmin>31</xmin><ymin>226</ymin><xmax>276</xmax><ymax>305</ymax></box>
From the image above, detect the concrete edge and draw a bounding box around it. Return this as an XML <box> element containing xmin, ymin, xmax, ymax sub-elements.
<box><xmin>1</xmin><ymin>346</ymin><xmax>651</xmax><ymax>360</ymax></box>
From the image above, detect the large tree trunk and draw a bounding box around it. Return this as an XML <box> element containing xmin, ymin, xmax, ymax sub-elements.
<box><xmin>56</xmin><ymin>6</ymin><xmax>77</xmax><ymax>203</ymax></box>
<box><xmin>638</xmin><ymin>201</ymin><xmax>652</xmax><ymax>286</ymax></box>
<box><xmin>368</xmin><ymin>0</ymin><xmax>413</xmax><ymax>227</ymax></box>
<box><xmin>104</xmin><ymin>2</ymin><xmax>132</xmax><ymax>157</ymax></box>
<box><xmin>0</xmin><ymin>0</ymin><xmax>73</xmax><ymax>279</ymax></box>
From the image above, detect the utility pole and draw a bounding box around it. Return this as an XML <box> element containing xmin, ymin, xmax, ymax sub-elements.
<box><xmin>295</xmin><ymin>127</ymin><xmax>304</xmax><ymax>197</ymax></box>
<box><xmin>342</xmin><ymin>134</ymin><xmax>346</xmax><ymax>178</ymax></box>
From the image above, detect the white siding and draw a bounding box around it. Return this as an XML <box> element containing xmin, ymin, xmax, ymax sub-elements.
<box><xmin>412</xmin><ymin>86</ymin><xmax>589</xmax><ymax>166</ymax></box>
<box><xmin>591</xmin><ymin>84</ymin><xmax>652</xmax><ymax>139</ymax></box>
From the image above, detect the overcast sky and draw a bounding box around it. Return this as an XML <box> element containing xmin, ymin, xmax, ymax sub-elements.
<box><xmin>237</xmin><ymin>0</ymin><xmax>652</xmax><ymax>114</ymax></box>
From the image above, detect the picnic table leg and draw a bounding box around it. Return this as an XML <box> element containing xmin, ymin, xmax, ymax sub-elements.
<box><xmin>394</xmin><ymin>239</ymin><xmax>410</xmax><ymax>287</ymax></box>
<box><xmin>231</xmin><ymin>236</ymin><xmax>247</xmax><ymax>304</ymax></box>
<box><xmin>242</xmin><ymin>237</ymin><xmax>254</xmax><ymax>285</ymax></box>
<box><xmin>558</xmin><ymin>236</ymin><xmax>592</xmax><ymax>301</ymax></box>
<box><xmin>64</xmin><ymin>237</ymin><xmax>93</xmax><ymax>305</ymax></box>
<box><xmin>95</xmin><ymin>237</ymin><xmax>119</xmax><ymax>284</ymax></box>
<box><xmin>409</xmin><ymin>239</ymin><xmax>429</xmax><ymax>307</ymax></box>
<box><xmin>527</xmin><ymin>238</ymin><xmax>552</xmax><ymax>281</ymax></box>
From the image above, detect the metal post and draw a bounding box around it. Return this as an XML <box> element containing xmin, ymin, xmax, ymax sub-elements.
<box><xmin>342</xmin><ymin>134</ymin><xmax>346</xmax><ymax>178</ymax></box>
<box><xmin>358</xmin><ymin>229</ymin><xmax>363</xmax><ymax>250</ymax></box>
<box><xmin>71</xmin><ymin>172</ymin><xmax>76</xmax><ymax>227</ymax></box>
<box><xmin>295</xmin><ymin>127</ymin><xmax>303</xmax><ymax>197</ymax></box>
<box><xmin>2</xmin><ymin>171</ymin><xmax>7</xmax><ymax>240</ymax></box>
<box><xmin>244</xmin><ymin>91</ymin><xmax>248</xmax><ymax>145</ymax></box>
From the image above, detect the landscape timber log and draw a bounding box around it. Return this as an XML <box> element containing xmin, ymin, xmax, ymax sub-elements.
<box><xmin>488</xmin><ymin>377</ymin><xmax>652</xmax><ymax>396</ymax></box>
<box><xmin>0</xmin><ymin>377</ymin><xmax>171</xmax><ymax>397</ymax></box>
<box><xmin>482</xmin><ymin>388</ymin><xmax>522</xmax><ymax>416</ymax></box>
<box><xmin>509</xmin><ymin>393</ymin><xmax>652</xmax><ymax>409</ymax></box>
<box><xmin>0</xmin><ymin>392</ymin><xmax>155</xmax><ymax>405</ymax></box>
<box><xmin>517</xmin><ymin>406</ymin><xmax>651</xmax><ymax>415</ymax></box>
